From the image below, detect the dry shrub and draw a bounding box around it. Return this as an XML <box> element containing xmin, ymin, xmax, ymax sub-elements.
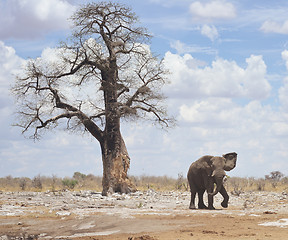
<box><xmin>227</xmin><ymin>174</ymin><xmax>288</xmax><ymax>193</ymax></box>
<box><xmin>32</xmin><ymin>175</ymin><xmax>43</xmax><ymax>190</ymax></box>
<box><xmin>130</xmin><ymin>175</ymin><xmax>179</xmax><ymax>191</ymax></box>
<box><xmin>0</xmin><ymin>173</ymin><xmax>101</xmax><ymax>192</ymax></box>
<box><xmin>0</xmin><ymin>172</ymin><xmax>287</xmax><ymax>193</ymax></box>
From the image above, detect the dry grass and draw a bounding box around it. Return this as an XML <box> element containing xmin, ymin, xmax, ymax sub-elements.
<box><xmin>226</xmin><ymin>176</ymin><xmax>288</xmax><ymax>194</ymax></box>
<box><xmin>0</xmin><ymin>172</ymin><xmax>287</xmax><ymax>193</ymax></box>
<box><xmin>0</xmin><ymin>173</ymin><xmax>103</xmax><ymax>192</ymax></box>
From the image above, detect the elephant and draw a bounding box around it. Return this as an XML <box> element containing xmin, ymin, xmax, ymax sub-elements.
<box><xmin>187</xmin><ymin>152</ymin><xmax>237</xmax><ymax>210</ymax></box>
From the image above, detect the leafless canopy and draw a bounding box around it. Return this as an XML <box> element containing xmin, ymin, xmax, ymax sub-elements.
<box><xmin>13</xmin><ymin>1</ymin><xmax>174</xmax><ymax>141</ymax></box>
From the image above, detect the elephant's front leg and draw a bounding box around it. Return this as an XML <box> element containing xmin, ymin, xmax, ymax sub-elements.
<box><xmin>207</xmin><ymin>177</ymin><xmax>216</xmax><ymax>210</ymax></box>
<box><xmin>219</xmin><ymin>186</ymin><xmax>229</xmax><ymax>208</ymax></box>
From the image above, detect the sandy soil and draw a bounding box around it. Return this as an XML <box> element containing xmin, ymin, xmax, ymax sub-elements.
<box><xmin>0</xmin><ymin>190</ymin><xmax>287</xmax><ymax>239</ymax></box>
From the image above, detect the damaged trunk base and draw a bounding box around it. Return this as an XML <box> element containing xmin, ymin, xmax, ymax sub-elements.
<box><xmin>101</xmin><ymin>152</ymin><xmax>137</xmax><ymax>196</ymax></box>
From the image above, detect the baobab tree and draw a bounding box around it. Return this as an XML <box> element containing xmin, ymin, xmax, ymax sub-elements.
<box><xmin>13</xmin><ymin>1</ymin><xmax>174</xmax><ymax>195</ymax></box>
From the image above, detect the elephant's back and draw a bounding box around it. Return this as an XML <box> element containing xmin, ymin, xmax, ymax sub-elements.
<box><xmin>187</xmin><ymin>155</ymin><xmax>213</xmax><ymax>179</ymax></box>
<box><xmin>187</xmin><ymin>155</ymin><xmax>213</xmax><ymax>170</ymax></box>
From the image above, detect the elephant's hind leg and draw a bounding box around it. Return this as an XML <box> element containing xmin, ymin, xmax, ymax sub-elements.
<box><xmin>198</xmin><ymin>189</ymin><xmax>208</xmax><ymax>209</ymax></box>
<box><xmin>189</xmin><ymin>191</ymin><xmax>197</xmax><ymax>209</ymax></box>
<box><xmin>208</xmin><ymin>193</ymin><xmax>216</xmax><ymax>210</ymax></box>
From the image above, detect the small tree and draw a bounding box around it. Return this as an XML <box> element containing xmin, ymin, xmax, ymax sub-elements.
<box><xmin>13</xmin><ymin>1</ymin><xmax>173</xmax><ymax>195</ymax></box>
<box><xmin>73</xmin><ymin>172</ymin><xmax>87</xmax><ymax>180</ymax></box>
<box><xmin>32</xmin><ymin>175</ymin><xmax>43</xmax><ymax>190</ymax></box>
<box><xmin>51</xmin><ymin>174</ymin><xmax>58</xmax><ymax>192</ymax></box>
<box><xmin>62</xmin><ymin>178</ymin><xmax>78</xmax><ymax>190</ymax></box>
<box><xmin>19</xmin><ymin>177</ymin><xmax>28</xmax><ymax>191</ymax></box>
<box><xmin>175</xmin><ymin>173</ymin><xmax>187</xmax><ymax>191</ymax></box>
<box><xmin>265</xmin><ymin>171</ymin><xmax>284</xmax><ymax>181</ymax></box>
<box><xmin>265</xmin><ymin>171</ymin><xmax>284</xmax><ymax>188</ymax></box>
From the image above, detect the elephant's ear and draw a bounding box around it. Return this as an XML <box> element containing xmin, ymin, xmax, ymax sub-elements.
<box><xmin>222</xmin><ymin>152</ymin><xmax>237</xmax><ymax>171</ymax></box>
<box><xmin>202</xmin><ymin>161</ymin><xmax>213</xmax><ymax>176</ymax></box>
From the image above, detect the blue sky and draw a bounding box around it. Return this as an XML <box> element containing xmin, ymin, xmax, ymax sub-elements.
<box><xmin>1</xmin><ymin>0</ymin><xmax>288</xmax><ymax>179</ymax></box>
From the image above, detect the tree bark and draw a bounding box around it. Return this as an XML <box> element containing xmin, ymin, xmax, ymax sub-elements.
<box><xmin>100</xmin><ymin>64</ymin><xmax>136</xmax><ymax>196</ymax></box>
<box><xmin>101</xmin><ymin>135</ymin><xmax>136</xmax><ymax>196</ymax></box>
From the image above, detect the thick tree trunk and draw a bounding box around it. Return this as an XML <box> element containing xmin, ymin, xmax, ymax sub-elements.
<box><xmin>99</xmin><ymin>59</ymin><xmax>137</xmax><ymax>196</ymax></box>
<box><xmin>101</xmin><ymin>136</ymin><xmax>136</xmax><ymax>196</ymax></box>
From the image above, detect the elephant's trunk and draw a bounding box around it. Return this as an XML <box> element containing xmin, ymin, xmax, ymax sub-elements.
<box><xmin>209</xmin><ymin>169</ymin><xmax>225</xmax><ymax>196</ymax></box>
<box><xmin>209</xmin><ymin>181</ymin><xmax>222</xmax><ymax>196</ymax></box>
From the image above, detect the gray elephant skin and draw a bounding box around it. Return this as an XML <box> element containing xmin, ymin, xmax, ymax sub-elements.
<box><xmin>187</xmin><ymin>152</ymin><xmax>237</xmax><ymax>210</ymax></box>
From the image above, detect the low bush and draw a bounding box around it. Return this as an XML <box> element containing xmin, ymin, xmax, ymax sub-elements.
<box><xmin>62</xmin><ymin>178</ymin><xmax>78</xmax><ymax>189</ymax></box>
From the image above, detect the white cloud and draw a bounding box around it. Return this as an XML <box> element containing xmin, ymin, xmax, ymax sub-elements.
<box><xmin>148</xmin><ymin>0</ymin><xmax>184</xmax><ymax>7</ymax></box>
<box><xmin>179</xmin><ymin>98</ymin><xmax>238</xmax><ymax>126</ymax></box>
<box><xmin>159</xmin><ymin>51</ymin><xmax>288</xmax><ymax>177</ymax></box>
<box><xmin>170</xmin><ymin>40</ymin><xmax>218</xmax><ymax>55</ymax></box>
<box><xmin>0</xmin><ymin>41</ymin><xmax>25</xmax><ymax>155</ymax></box>
<box><xmin>279</xmin><ymin>50</ymin><xmax>288</xmax><ymax>111</ymax></box>
<box><xmin>170</xmin><ymin>40</ymin><xmax>193</xmax><ymax>55</ymax></box>
<box><xmin>159</xmin><ymin>50</ymin><xmax>288</xmax><ymax>177</ymax></box>
<box><xmin>1</xmin><ymin>41</ymin><xmax>288</xmax><ymax>179</ymax></box>
<box><xmin>0</xmin><ymin>0</ymin><xmax>76</xmax><ymax>39</ymax></box>
<box><xmin>282</xmin><ymin>50</ymin><xmax>288</xmax><ymax>70</ymax></box>
<box><xmin>0</xmin><ymin>41</ymin><xmax>24</xmax><ymax>98</ymax></box>
<box><xmin>0</xmin><ymin>41</ymin><xmax>103</xmax><ymax>178</ymax></box>
<box><xmin>279</xmin><ymin>78</ymin><xmax>288</xmax><ymax>111</ymax></box>
<box><xmin>243</xmin><ymin>55</ymin><xmax>271</xmax><ymax>99</ymax></box>
<box><xmin>179</xmin><ymin>98</ymin><xmax>270</xmax><ymax>130</ymax></box>
<box><xmin>3</xmin><ymin>0</ymin><xmax>288</xmax><ymax>180</ymax></box>
<box><xmin>173</xmin><ymin>96</ymin><xmax>288</xmax><ymax>176</ymax></box>
<box><xmin>189</xmin><ymin>0</ymin><xmax>236</xmax><ymax>22</ymax></box>
<box><xmin>201</xmin><ymin>24</ymin><xmax>219</xmax><ymax>41</ymax></box>
<box><xmin>163</xmin><ymin>52</ymin><xmax>271</xmax><ymax>100</ymax></box>
<box><xmin>0</xmin><ymin>41</ymin><xmax>26</xmax><ymax>151</ymax></box>
<box><xmin>260</xmin><ymin>20</ymin><xmax>288</xmax><ymax>34</ymax></box>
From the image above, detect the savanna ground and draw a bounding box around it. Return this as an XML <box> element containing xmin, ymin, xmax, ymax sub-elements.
<box><xmin>0</xmin><ymin>173</ymin><xmax>287</xmax><ymax>239</ymax></box>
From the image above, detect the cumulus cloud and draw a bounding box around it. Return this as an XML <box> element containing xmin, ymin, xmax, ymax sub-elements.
<box><xmin>1</xmin><ymin>41</ymin><xmax>288</xmax><ymax>178</ymax></box>
<box><xmin>180</xmin><ymin>98</ymin><xmax>237</xmax><ymax>125</ymax></box>
<box><xmin>189</xmin><ymin>0</ymin><xmax>236</xmax><ymax>22</ymax></box>
<box><xmin>163</xmin><ymin>52</ymin><xmax>271</xmax><ymax>100</ymax></box>
<box><xmin>201</xmin><ymin>24</ymin><xmax>219</xmax><ymax>41</ymax></box>
<box><xmin>0</xmin><ymin>0</ymin><xmax>76</xmax><ymax>39</ymax></box>
<box><xmin>159</xmin><ymin>50</ymin><xmax>288</xmax><ymax>177</ymax></box>
<box><xmin>260</xmin><ymin>20</ymin><xmax>288</xmax><ymax>34</ymax></box>
<box><xmin>279</xmin><ymin>50</ymin><xmax>288</xmax><ymax>111</ymax></box>
<box><xmin>179</xmin><ymin>98</ymin><xmax>269</xmax><ymax>130</ymax></box>
<box><xmin>0</xmin><ymin>41</ymin><xmax>103</xmax><ymax>177</ymax></box>
<box><xmin>175</xmin><ymin>96</ymin><xmax>288</xmax><ymax>176</ymax></box>
<box><xmin>0</xmin><ymin>41</ymin><xmax>24</xmax><ymax>99</ymax></box>
<box><xmin>282</xmin><ymin>50</ymin><xmax>288</xmax><ymax>69</ymax></box>
<box><xmin>0</xmin><ymin>41</ymin><xmax>25</xmax><ymax>146</ymax></box>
